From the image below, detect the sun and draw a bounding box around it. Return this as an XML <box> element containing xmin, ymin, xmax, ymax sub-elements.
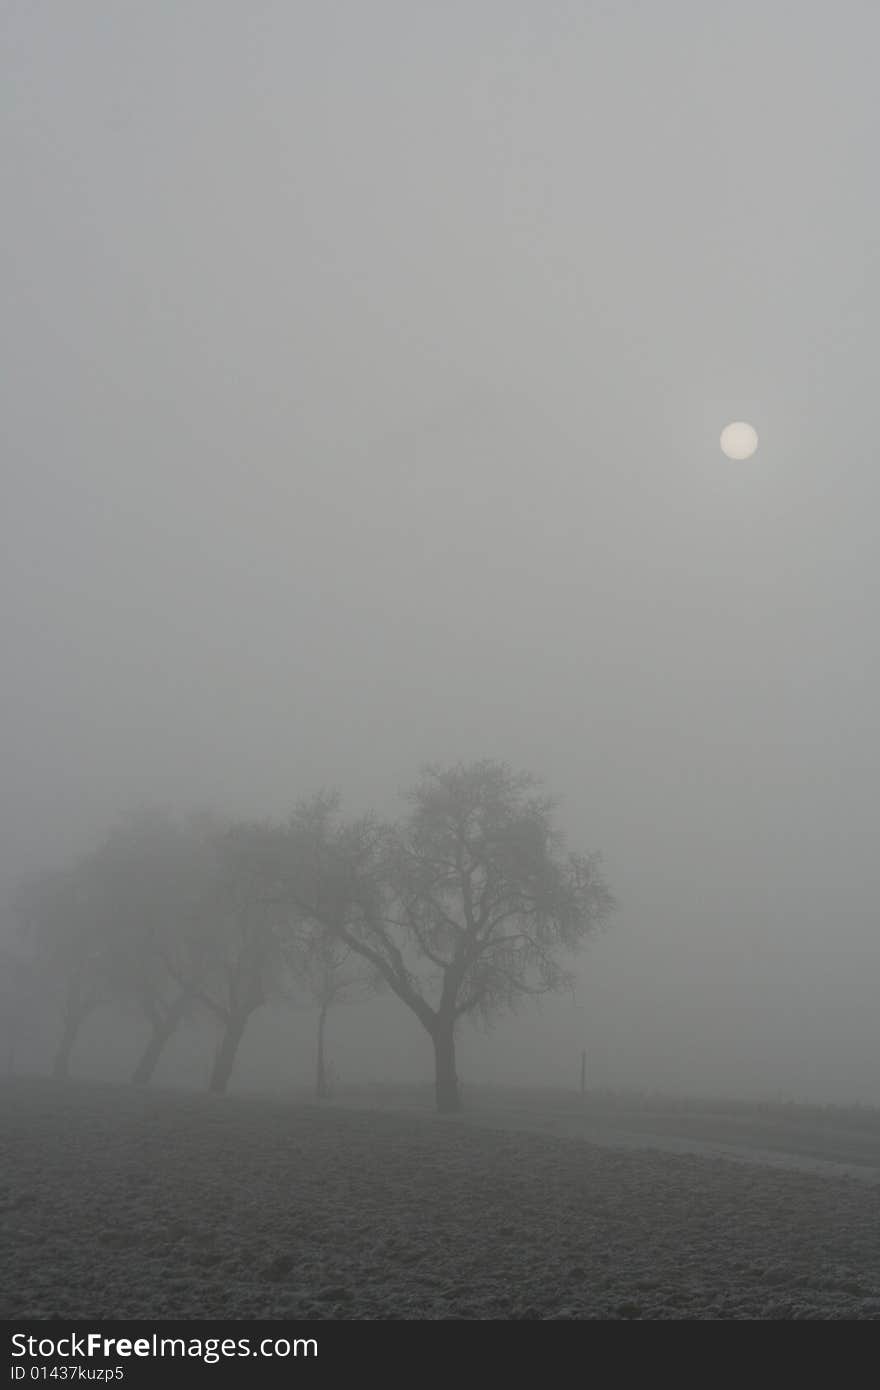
<box><xmin>720</xmin><ymin>421</ymin><xmax>759</xmax><ymax>460</ymax></box>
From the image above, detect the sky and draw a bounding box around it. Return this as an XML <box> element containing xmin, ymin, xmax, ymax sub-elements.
<box><xmin>2</xmin><ymin>0</ymin><xmax>879</xmax><ymax>1103</ymax></box>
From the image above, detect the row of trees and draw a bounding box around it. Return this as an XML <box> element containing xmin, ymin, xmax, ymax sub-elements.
<box><xmin>3</xmin><ymin>761</ymin><xmax>614</xmax><ymax>1112</ymax></box>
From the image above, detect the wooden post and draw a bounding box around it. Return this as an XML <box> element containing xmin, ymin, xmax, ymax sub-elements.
<box><xmin>580</xmin><ymin>1048</ymin><xmax>586</xmax><ymax>1102</ymax></box>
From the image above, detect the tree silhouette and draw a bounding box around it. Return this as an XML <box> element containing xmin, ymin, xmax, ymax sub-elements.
<box><xmin>14</xmin><ymin>862</ymin><xmax>112</xmax><ymax>1080</ymax></box>
<box><xmin>197</xmin><ymin>821</ymin><xmax>292</xmax><ymax>1094</ymax></box>
<box><xmin>286</xmin><ymin>762</ymin><xmax>614</xmax><ymax>1112</ymax></box>
<box><xmin>286</xmin><ymin>925</ymin><xmax>378</xmax><ymax>1098</ymax></box>
<box><xmin>89</xmin><ymin>809</ymin><xmax>221</xmax><ymax>1085</ymax></box>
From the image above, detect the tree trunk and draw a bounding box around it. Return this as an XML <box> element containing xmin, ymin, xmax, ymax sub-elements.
<box><xmin>315</xmin><ymin>1001</ymin><xmax>330</xmax><ymax>1099</ymax></box>
<box><xmin>131</xmin><ymin>995</ymin><xmax>189</xmax><ymax>1086</ymax></box>
<box><xmin>52</xmin><ymin>1012</ymin><xmax>81</xmax><ymax>1081</ymax></box>
<box><xmin>208</xmin><ymin>1011</ymin><xmax>249</xmax><ymax>1094</ymax></box>
<box><xmin>432</xmin><ymin>1019</ymin><xmax>461</xmax><ymax>1113</ymax></box>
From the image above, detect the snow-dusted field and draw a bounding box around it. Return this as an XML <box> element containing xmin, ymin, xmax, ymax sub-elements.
<box><xmin>3</xmin><ymin>1078</ymin><xmax>880</xmax><ymax>1319</ymax></box>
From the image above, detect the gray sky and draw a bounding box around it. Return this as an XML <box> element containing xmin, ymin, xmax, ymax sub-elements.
<box><xmin>3</xmin><ymin>1</ymin><xmax>879</xmax><ymax>1102</ymax></box>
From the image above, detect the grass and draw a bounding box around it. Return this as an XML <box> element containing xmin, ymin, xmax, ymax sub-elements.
<box><xmin>3</xmin><ymin>1076</ymin><xmax>880</xmax><ymax>1319</ymax></box>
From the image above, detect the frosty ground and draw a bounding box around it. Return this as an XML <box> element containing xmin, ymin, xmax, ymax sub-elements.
<box><xmin>3</xmin><ymin>1079</ymin><xmax>880</xmax><ymax>1319</ymax></box>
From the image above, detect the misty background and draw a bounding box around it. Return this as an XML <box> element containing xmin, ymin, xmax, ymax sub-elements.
<box><xmin>2</xmin><ymin>1</ymin><xmax>878</xmax><ymax>1104</ymax></box>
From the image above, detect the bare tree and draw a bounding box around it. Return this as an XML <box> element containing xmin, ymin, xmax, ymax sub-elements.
<box><xmin>89</xmin><ymin>809</ymin><xmax>221</xmax><ymax>1086</ymax></box>
<box><xmin>0</xmin><ymin>937</ymin><xmax>38</xmax><ymax>1074</ymax></box>
<box><xmin>287</xmin><ymin>925</ymin><xmax>378</xmax><ymax>1098</ymax></box>
<box><xmin>14</xmin><ymin>861</ymin><xmax>112</xmax><ymax>1080</ymax></box>
<box><xmin>197</xmin><ymin>820</ymin><xmax>291</xmax><ymax>1094</ymax></box>
<box><xmin>286</xmin><ymin>762</ymin><xmax>614</xmax><ymax>1112</ymax></box>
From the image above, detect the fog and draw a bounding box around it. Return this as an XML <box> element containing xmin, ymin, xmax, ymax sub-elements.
<box><xmin>3</xmin><ymin>1</ymin><xmax>879</xmax><ymax>1106</ymax></box>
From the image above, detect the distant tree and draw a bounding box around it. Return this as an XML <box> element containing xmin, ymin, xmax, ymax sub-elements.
<box><xmin>0</xmin><ymin>937</ymin><xmax>39</xmax><ymax>1074</ymax></box>
<box><xmin>286</xmin><ymin>925</ymin><xmax>378</xmax><ymax>1099</ymax></box>
<box><xmin>197</xmin><ymin>821</ymin><xmax>292</xmax><ymax>1094</ymax></box>
<box><xmin>286</xmin><ymin>762</ymin><xmax>614</xmax><ymax>1113</ymax></box>
<box><xmin>89</xmin><ymin>809</ymin><xmax>221</xmax><ymax>1086</ymax></box>
<box><xmin>14</xmin><ymin>861</ymin><xmax>112</xmax><ymax>1080</ymax></box>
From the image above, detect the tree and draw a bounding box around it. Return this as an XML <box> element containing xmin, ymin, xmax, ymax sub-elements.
<box><xmin>14</xmin><ymin>861</ymin><xmax>112</xmax><ymax>1080</ymax></box>
<box><xmin>197</xmin><ymin>820</ymin><xmax>292</xmax><ymax>1094</ymax></box>
<box><xmin>89</xmin><ymin>809</ymin><xmax>221</xmax><ymax>1086</ymax></box>
<box><xmin>0</xmin><ymin>938</ymin><xmax>39</xmax><ymax>1074</ymax></box>
<box><xmin>286</xmin><ymin>762</ymin><xmax>614</xmax><ymax>1113</ymax></box>
<box><xmin>286</xmin><ymin>925</ymin><xmax>377</xmax><ymax>1099</ymax></box>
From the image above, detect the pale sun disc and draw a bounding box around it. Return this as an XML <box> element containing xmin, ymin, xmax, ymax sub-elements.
<box><xmin>720</xmin><ymin>421</ymin><xmax>759</xmax><ymax>460</ymax></box>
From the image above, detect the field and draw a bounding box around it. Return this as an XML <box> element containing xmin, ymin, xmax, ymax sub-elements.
<box><xmin>3</xmin><ymin>1078</ymin><xmax>880</xmax><ymax>1320</ymax></box>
